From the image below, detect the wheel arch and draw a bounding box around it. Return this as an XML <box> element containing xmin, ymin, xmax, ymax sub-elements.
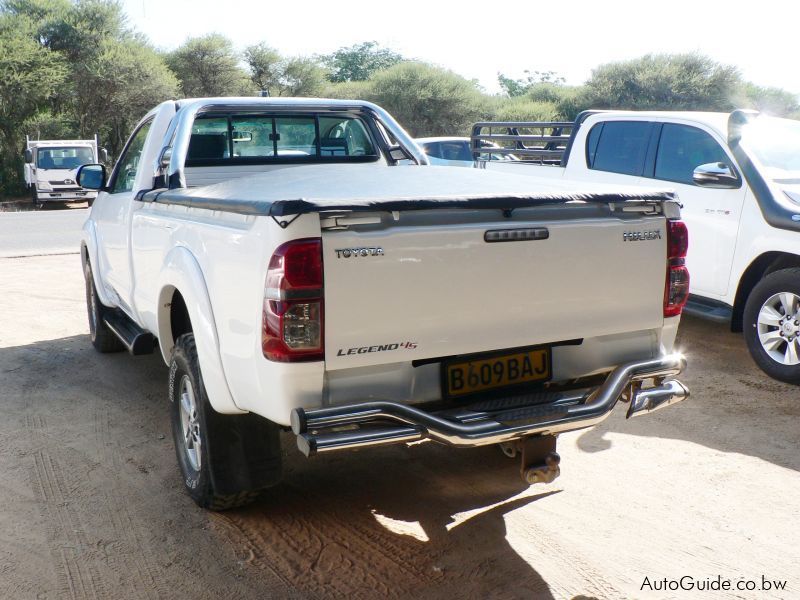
<box><xmin>156</xmin><ymin>246</ymin><xmax>244</xmax><ymax>414</ymax></box>
<box><xmin>732</xmin><ymin>252</ymin><xmax>800</xmax><ymax>331</ymax></box>
<box><xmin>80</xmin><ymin>222</ymin><xmax>114</xmax><ymax>308</ymax></box>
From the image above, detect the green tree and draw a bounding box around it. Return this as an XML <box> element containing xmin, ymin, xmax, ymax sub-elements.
<box><xmin>585</xmin><ymin>53</ymin><xmax>741</xmax><ymax>111</ymax></box>
<box><xmin>244</xmin><ymin>42</ymin><xmax>282</xmax><ymax>94</ymax></box>
<box><xmin>243</xmin><ymin>44</ymin><xmax>326</xmax><ymax>97</ymax></box>
<box><xmin>365</xmin><ymin>62</ymin><xmax>488</xmax><ymax>136</ymax></box>
<box><xmin>322</xmin><ymin>41</ymin><xmax>403</xmax><ymax>82</ymax></box>
<box><xmin>81</xmin><ymin>38</ymin><xmax>178</xmax><ymax>156</ymax></box>
<box><xmin>23</xmin><ymin>111</ymin><xmax>76</xmax><ymax>140</ymax></box>
<box><xmin>278</xmin><ymin>57</ymin><xmax>326</xmax><ymax>97</ymax></box>
<box><xmin>35</xmin><ymin>0</ymin><xmax>128</xmax><ymax>60</ymax></box>
<box><xmin>498</xmin><ymin>70</ymin><xmax>565</xmax><ymax>97</ymax></box>
<box><xmin>0</xmin><ymin>14</ymin><xmax>67</xmax><ymax>195</ymax></box>
<box><xmin>167</xmin><ymin>34</ymin><xmax>254</xmax><ymax>97</ymax></box>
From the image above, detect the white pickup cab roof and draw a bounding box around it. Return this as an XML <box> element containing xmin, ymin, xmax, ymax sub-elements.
<box><xmin>584</xmin><ymin>111</ymin><xmax>731</xmax><ymax>137</ymax></box>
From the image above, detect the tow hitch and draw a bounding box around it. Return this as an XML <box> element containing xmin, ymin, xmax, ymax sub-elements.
<box><xmin>500</xmin><ymin>435</ymin><xmax>561</xmax><ymax>485</ymax></box>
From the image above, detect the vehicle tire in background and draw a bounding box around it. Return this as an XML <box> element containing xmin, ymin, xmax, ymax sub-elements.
<box><xmin>84</xmin><ymin>260</ymin><xmax>125</xmax><ymax>353</ymax></box>
<box><xmin>31</xmin><ymin>187</ymin><xmax>42</xmax><ymax>210</ymax></box>
<box><xmin>169</xmin><ymin>333</ymin><xmax>283</xmax><ymax>510</ymax></box>
<box><xmin>743</xmin><ymin>268</ymin><xmax>800</xmax><ymax>384</ymax></box>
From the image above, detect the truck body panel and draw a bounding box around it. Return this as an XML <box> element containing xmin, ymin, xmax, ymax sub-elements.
<box><xmin>80</xmin><ymin>98</ymin><xmax>689</xmax><ymax>506</ymax></box>
<box><xmin>322</xmin><ymin>205</ymin><xmax>666</xmax><ymax>371</ymax></box>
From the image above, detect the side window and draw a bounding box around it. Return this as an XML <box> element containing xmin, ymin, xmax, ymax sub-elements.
<box><xmin>228</xmin><ymin>116</ymin><xmax>272</xmax><ymax>158</ymax></box>
<box><xmin>318</xmin><ymin>117</ymin><xmax>376</xmax><ymax>157</ymax></box>
<box><xmin>655</xmin><ymin>124</ymin><xmax>731</xmax><ymax>185</ymax></box>
<box><xmin>590</xmin><ymin>121</ymin><xmax>651</xmax><ymax>176</ymax></box>
<box><xmin>586</xmin><ymin>123</ymin><xmax>603</xmax><ymax>167</ymax></box>
<box><xmin>110</xmin><ymin>120</ymin><xmax>153</xmax><ymax>194</ymax></box>
<box><xmin>276</xmin><ymin>117</ymin><xmax>316</xmax><ymax>156</ymax></box>
<box><xmin>188</xmin><ymin>117</ymin><xmax>230</xmax><ymax>159</ymax></box>
<box><xmin>439</xmin><ymin>142</ymin><xmax>472</xmax><ymax>161</ymax></box>
<box><xmin>421</xmin><ymin>142</ymin><xmax>441</xmax><ymax>158</ymax></box>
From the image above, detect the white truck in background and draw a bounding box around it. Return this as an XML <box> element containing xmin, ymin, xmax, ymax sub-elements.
<box><xmin>474</xmin><ymin>110</ymin><xmax>800</xmax><ymax>384</ymax></box>
<box><xmin>24</xmin><ymin>136</ymin><xmax>105</xmax><ymax>209</ymax></box>
<box><xmin>76</xmin><ymin>97</ymin><xmax>689</xmax><ymax>510</ymax></box>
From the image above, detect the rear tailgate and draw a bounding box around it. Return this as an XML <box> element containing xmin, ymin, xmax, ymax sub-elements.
<box><xmin>323</xmin><ymin>204</ymin><xmax>667</xmax><ymax>371</ymax></box>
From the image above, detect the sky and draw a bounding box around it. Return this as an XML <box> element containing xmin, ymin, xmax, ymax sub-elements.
<box><xmin>121</xmin><ymin>0</ymin><xmax>800</xmax><ymax>96</ymax></box>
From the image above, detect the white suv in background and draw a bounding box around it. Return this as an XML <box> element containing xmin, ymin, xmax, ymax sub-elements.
<box><xmin>477</xmin><ymin>110</ymin><xmax>800</xmax><ymax>383</ymax></box>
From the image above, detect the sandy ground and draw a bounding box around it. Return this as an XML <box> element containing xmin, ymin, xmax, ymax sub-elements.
<box><xmin>1</xmin><ymin>254</ymin><xmax>799</xmax><ymax>599</ymax></box>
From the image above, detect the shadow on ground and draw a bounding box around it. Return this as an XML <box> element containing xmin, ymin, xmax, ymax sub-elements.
<box><xmin>576</xmin><ymin>315</ymin><xmax>800</xmax><ymax>472</ymax></box>
<box><xmin>0</xmin><ymin>199</ymin><xmax>88</xmax><ymax>212</ymax></box>
<box><xmin>215</xmin><ymin>440</ymin><xmax>563</xmax><ymax>599</ymax></box>
<box><xmin>2</xmin><ymin>334</ymin><xmax>585</xmax><ymax>599</ymax></box>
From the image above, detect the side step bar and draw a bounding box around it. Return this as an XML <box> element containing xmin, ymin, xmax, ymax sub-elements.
<box><xmin>683</xmin><ymin>296</ymin><xmax>733</xmax><ymax>324</ymax></box>
<box><xmin>292</xmin><ymin>354</ymin><xmax>688</xmax><ymax>457</ymax></box>
<box><xmin>103</xmin><ymin>310</ymin><xmax>155</xmax><ymax>355</ymax></box>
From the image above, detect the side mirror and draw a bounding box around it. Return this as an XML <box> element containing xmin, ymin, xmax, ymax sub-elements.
<box><xmin>76</xmin><ymin>164</ymin><xmax>107</xmax><ymax>190</ymax></box>
<box><xmin>387</xmin><ymin>145</ymin><xmax>412</xmax><ymax>163</ymax></box>
<box><xmin>99</xmin><ymin>147</ymin><xmax>108</xmax><ymax>163</ymax></box>
<box><xmin>692</xmin><ymin>162</ymin><xmax>740</xmax><ymax>189</ymax></box>
<box><xmin>24</xmin><ymin>149</ymin><xmax>33</xmax><ymax>164</ymax></box>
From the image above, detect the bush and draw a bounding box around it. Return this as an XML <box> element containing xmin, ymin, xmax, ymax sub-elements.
<box><xmin>365</xmin><ymin>62</ymin><xmax>488</xmax><ymax>136</ymax></box>
<box><xmin>490</xmin><ymin>97</ymin><xmax>559</xmax><ymax>122</ymax></box>
<box><xmin>736</xmin><ymin>83</ymin><xmax>799</xmax><ymax>117</ymax></box>
<box><xmin>585</xmin><ymin>53</ymin><xmax>742</xmax><ymax>111</ymax></box>
<box><xmin>320</xmin><ymin>80</ymin><xmax>372</xmax><ymax>100</ymax></box>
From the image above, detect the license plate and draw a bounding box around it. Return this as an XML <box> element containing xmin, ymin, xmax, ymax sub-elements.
<box><xmin>444</xmin><ymin>347</ymin><xmax>551</xmax><ymax>398</ymax></box>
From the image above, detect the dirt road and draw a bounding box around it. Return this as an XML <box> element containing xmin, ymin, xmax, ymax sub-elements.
<box><xmin>1</xmin><ymin>254</ymin><xmax>798</xmax><ymax>599</ymax></box>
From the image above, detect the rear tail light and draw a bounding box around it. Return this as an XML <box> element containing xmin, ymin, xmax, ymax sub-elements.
<box><xmin>262</xmin><ymin>238</ymin><xmax>324</xmax><ymax>362</ymax></box>
<box><xmin>664</xmin><ymin>220</ymin><xmax>690</xmax><ymax>317</ymax></box>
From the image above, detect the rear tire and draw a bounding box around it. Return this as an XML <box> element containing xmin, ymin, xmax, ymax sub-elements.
<box><xmin>743</xmin><ymin>268</ymin><xmax>800</xmax><ymax>384</ymax></box>
<box><xmin>169</xmin><ymin>333</ymin><xmax>282</xmax><ymax>510</ymax></box>
<box><xmin>84</xmin><ymin>260</ymin><xmax>125</xmax><ymax>353</ymax></box>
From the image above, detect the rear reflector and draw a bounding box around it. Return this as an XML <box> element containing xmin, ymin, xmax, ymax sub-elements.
<box><xmin>667</xmin><ymin>220</ymin><xmax>689</xmax><ymax>259</ymax></box>
<box><xmin>263</xmin><ymin>239</ymin><xmax>324</xmax><ymax>362</ymax></box>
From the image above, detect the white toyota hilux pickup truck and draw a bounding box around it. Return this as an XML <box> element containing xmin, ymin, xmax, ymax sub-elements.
<box><xmin>77</xmin><ymin>97</ymin><xmax>689</xmax><ymax>510</ymax></box>
<box><xmin>473</xmin><ymin>110</ymin><xmax>800</xmax><ymax>383</ymax></box>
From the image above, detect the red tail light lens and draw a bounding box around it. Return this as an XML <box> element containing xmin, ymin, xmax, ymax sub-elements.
<box><xmin>664</xmin><ymin>220</ymin><xmax>690</xmax><ymax>317</ymax></box>
<box><xmin>263</xmin><ymin>239</ymin><xmax>324</xmax><ymax>362</ymax></box>
<box><xmin>667</xmin><ymin>220</ymin><xmax>688</xmax><ymax>259</ymax></box>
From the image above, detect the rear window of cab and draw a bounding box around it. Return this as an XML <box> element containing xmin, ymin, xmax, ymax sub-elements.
<box><xmin>186</xmin><ymin>114</ymin><xmax>379</xmax><ymax>165</ymax></box>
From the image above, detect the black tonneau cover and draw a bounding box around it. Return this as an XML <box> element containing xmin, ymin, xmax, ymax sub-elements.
<box><xmin>139</xmin><ymin>163</ymin><xmax>675</xmax><ymax>218</ymax></box>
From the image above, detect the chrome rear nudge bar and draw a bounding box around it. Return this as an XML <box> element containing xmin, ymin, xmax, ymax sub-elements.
<box><xmin>291</xmin><ymin>354</ymin><xmax>688</xmax><ymax>457</ymax></box>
